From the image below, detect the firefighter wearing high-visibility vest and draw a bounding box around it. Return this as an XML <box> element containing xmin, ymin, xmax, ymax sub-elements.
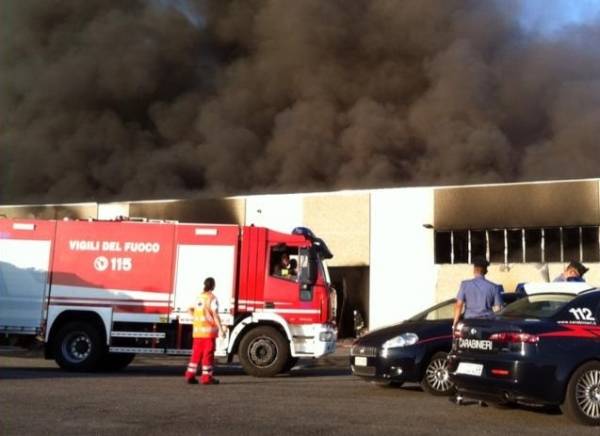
<box><xmin>185</xmin><ymin>277</ymin><xmax>225</xmax><ymax>385</ymax></box>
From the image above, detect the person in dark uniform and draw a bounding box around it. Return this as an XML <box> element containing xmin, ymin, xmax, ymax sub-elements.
<box><xmin>452</xmin><ymin>257</ymin><xmax>503</xmax><ymax>329</ymax></box>
<box><xmin>451</xmin><ymin>257</ymin><xmax>503</xmax><ymax>406</ymax></box>
<box><xmin>553</xmin><ymin>260</ymin><xmax>588</xmax><ymax>283</ymax></box>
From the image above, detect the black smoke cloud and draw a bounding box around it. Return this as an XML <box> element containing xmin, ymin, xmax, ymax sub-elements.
<box><xmin>2</xmin><ymin>0</ymin><xmax>600</xmax><ymax>203</ymax></box>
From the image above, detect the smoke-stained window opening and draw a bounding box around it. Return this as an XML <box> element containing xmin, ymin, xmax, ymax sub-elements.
<box><xmin>434</xmin><ymin>232</ymin><xmax>451</xmax><ymax>264</ymax></box>
<box><xmin>582</xmin><ymin>227</ymin><xmax>600</xmax><ymax>262</ymax></box>
<box><xmin>453</xmin><ymin>231</ymin><xmax>469</xmax><ymax>264</ymax></box>
<box><xmin>470</xmin><ymin>230</ymin><xmax>486</xmax><ymax>262</ymax></box>
<box><xmin>544</xmin><ymin>228</ymin><xmax>562</xmax><ymax>262</ymax></box>
<box><xmin>562</xmin><ymin>227</ymin><xmax>580</xmax><ymax>262</ymax></box>
<box><xmin>434</xmin><ymin>226</ymin><xmax>600</xmax><ymax>264</ymax></box>
<box><xmin>507</xmin><ymin>229</ymin><xmax>524</xmax><ymax>263</ymax></box>
<box><xmin>488</xmin><ymin>230</ymin><xmax>505</xmax><ymax>263</ymax></box>
<box><xmin>525</xmin><ymin>229</ymin><xmax>542</xmax><ymax>263</ymax></box>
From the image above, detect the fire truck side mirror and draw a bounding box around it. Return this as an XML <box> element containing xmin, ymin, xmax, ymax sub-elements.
<box><xmin>298</xmin><ymin>248</ymin><xmax>317</xmax><ymax>285</ymax></box>
<box><xmin>298</xmin><ymin>266</ymin><xmax>311</xmax><ymax>285</ymax></box>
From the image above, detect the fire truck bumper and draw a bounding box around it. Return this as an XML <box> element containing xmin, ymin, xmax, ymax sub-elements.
<box><xmin>290</xmin><ymin>324</ymin><xmax>337</xmax><ymax>358</ymax></box>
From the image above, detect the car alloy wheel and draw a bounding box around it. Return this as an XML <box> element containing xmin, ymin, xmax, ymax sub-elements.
<box><xmin>562</xmin><ymin>361</ymin><xmax>600</xmax><ymax>425</ymax></box>
<box><xmin>421</xmin><ymin>352</ymin><xmax>455</xmax><ymax>396</ymax></box>
<box><xmin>575</xmin><ymin>369</ymin><xmax>600</xmax><ymax>419</ymax></box>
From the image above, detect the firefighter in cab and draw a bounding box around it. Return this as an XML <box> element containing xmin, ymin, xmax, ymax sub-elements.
<box><xmin>185</xmin><ymin>277</ymin><xmax>225</xmax><ymax>385</ymax></box>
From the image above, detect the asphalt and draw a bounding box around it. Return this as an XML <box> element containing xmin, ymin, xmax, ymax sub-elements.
<box><xmin>1</xmin><ymin>344</ymin><xmax>598</xmax><ymax>436</ymax></box>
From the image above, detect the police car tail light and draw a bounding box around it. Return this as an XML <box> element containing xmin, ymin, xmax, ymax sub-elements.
<box><xmin>489</xmin><ymin>332</ymin><xmax>539</xmax><ymax>344</ymax></box>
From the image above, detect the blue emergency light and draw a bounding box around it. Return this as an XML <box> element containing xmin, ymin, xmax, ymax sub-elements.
<box><xmin>292</xmin><ymin>227</ymin><xmax>316</xmax><ymax>239</ymax></box>
<box><xmin>292</xmin><ymin>227</ymin><xmax>333</xmax><ymax>259</ymax></box>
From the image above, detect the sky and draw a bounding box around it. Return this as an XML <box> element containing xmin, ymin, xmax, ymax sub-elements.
<box><xmin>518</xmin><ymin>0</ymin><xmax>600</xmax><ymax>34</ymax></box>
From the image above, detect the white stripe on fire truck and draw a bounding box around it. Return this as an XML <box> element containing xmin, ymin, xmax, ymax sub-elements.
<box><xmin>237</xmin><ymin>300</ymin><xmax>293</xmax><ymax>306</ymax></box>
<box><xmin>255</xmin><ymin>308</ymin><xmax>320</xmax><ymax>314</ymax></box>
<box><xmin>113</xmin><ymin>313</ymin><xmax>164</xmax><ymax>323</ymax></box>
<box><xmin>49</xmin><ymin>298</ymin><xmax>169</xmax><ymax>307</ymax></box>
<box><xmin>50</xmin><ymin>296</ymin><xmax>168</xmax><ymax>304</ymax></box>
<box><xmin>50</xmin><ymin>285</ymin><xmax>171</xmax><ymax>301</ymax></box>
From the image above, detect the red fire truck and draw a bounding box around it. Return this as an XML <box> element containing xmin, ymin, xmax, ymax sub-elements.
<box><xmin>0</xmin><ymin>217</ymin><xmax>337</xmax><ymax>376</ymax></box>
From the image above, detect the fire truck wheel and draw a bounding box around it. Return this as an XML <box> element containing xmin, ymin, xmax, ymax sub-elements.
<box><xmin>100</xmin><ymin>353</ymin><xmax>136</xmax><ymax>371</ymax></box>
<box><xmin>238</xmin><ymin>326</ymin><xmax>290</xmax><ymax>377</ymax></box>
<box><xmin>53</xmin><ymin>322</ymin><xmax>106</xmax><ymax>372</ymax></box>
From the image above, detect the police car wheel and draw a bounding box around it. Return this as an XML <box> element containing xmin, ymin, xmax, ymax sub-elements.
<box><xmin>53</xmin><ymin>321</ymin><xmax>105</xmax><ymax>372</ymax></box>
<box><xmin>562</xmin><ymin>361</ymin><xmax>600</xmax><ymax>426</ymax></box>
<box><xmin>421</xmin><ymin>352</ymin><xmax>455</xmax><ymax>396</ymax></box>
<box><xmin>239</xmin><ymin>326</ymin><xmax>290</xmax><ymax>377</ymax></box>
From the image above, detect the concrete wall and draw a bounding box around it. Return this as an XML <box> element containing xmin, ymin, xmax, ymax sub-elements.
<box><xmin>244</xmin><ymin>192</ymin><xmax>370</xmax><ymax>267</ymax></box>
<box><xmin>97</xmin><ymin>203</ymin><xmax>130</xmax><ymax>219</ymax></box>
<box><xmin>303</xmin><ymin>193</ymin><xmax>370</xmax><ymax>268</ymax></box>
<box><xmin>369</xmin><ymin>188</ymin><xmax>436</xmax><ymax>329</ymax></box>
<box><xmin>245</xmin><ymin>195</ymin><xmax>303</xmax><ymax>233</ymax></box>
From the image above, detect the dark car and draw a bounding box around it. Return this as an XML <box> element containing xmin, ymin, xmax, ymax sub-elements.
<box><xmin>351</xmin><ymin>298</ymin><xmax>455</xmax><ymax>395</ymax></box>
<box><xmin>350</xmin><ymin>293</ymin><xmax>522</xmax><ymax>396</ymax></box>
<box><xmin>448</xmin><ymin>289</ymin><xmax>600</xmax><ymax>425</ymax></box>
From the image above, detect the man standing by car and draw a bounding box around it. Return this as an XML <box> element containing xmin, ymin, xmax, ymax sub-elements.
<box><xmin>553</xmin><ymin>260</ymin><xmax>589</xmax><ymax>283</ymax></box>
<box><xmin>451</xmin><ymin>257</ymin><xmax>503</xmax><ymax>405</ymax></box>
<box><xmin>452</xmin><ymin>257</ymin><xmax>503</xmax><ymax>330</ymax></box>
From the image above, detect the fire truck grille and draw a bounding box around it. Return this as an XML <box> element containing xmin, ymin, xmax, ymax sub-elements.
<box><xmin>350</xmin><ymin>345</ymin><xmax>378</xmax><ymax>357</ymax></box>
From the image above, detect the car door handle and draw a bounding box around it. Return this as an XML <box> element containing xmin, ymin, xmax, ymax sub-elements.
<box><xmin>264</xmin><ymin>302</ymin><xmax>275</xmax><ymax>309</ymax></box>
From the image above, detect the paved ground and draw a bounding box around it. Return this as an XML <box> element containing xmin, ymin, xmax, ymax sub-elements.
<box><xmin>1</xmin><ymin>346</ymin><xmax>597</xmax><ymax>436</ymax></box>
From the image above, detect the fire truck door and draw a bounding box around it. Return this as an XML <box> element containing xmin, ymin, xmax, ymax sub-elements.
<box><xmin>263</xmin><ymin>244</ymin><xmax>316</xmax><ymax>324</ymax></box>
<box><xmin>171</xmin><ymin>244</ymin><xmax>236</xmax><ymax>326</ymax></box>
<box><xmin>0</xmin><ymin>239</ymin><xmax>52</xmax><ymax>332</ymax></box>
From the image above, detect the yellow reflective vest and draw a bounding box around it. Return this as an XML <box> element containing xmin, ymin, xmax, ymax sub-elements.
<box><xmin>192</xmin><ymin>292</ymin><xmax>218</xmax><ymax>339</ymax></box>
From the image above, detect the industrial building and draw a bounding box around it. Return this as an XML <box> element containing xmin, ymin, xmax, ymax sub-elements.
<box><xmin>3</xmin><ymin>178</ymin><xmax>600</xmax><ymax>336</ymax></box>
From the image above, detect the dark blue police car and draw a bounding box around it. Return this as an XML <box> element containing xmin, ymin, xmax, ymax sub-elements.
<box><xmin>351</xmin><ymin>298</ymin><xmax>456</xmax><ymax>395</ymax></box>
<box><xmin>350</xmin><ymin>293</ymin><xmax>521</xmax><ymax>396</ymax></box>
<box><xmin>449</xmin><ymin>289</ymin><xmax>600</xmax><ymax>425</ymax></box>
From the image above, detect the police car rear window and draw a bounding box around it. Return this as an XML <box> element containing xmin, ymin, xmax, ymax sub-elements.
<box><xmin>500</xmin><ymin>293</ymin><xmax>575</xmax><ymax>319</ymax></box>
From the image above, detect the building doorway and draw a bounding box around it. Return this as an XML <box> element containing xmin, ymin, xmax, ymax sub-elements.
<box><xmin>328</xmin><ymin>266</ymin><xmax>370</xmax><ymax>338</ymax></box>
